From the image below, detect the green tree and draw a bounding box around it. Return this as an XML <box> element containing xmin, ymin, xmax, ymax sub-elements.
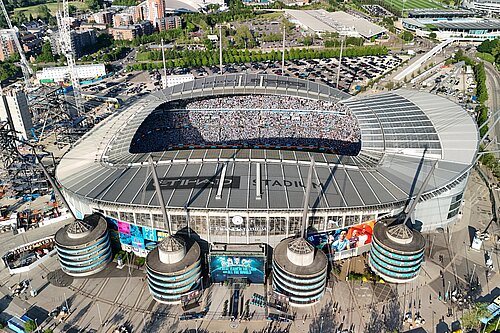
<box><xmin>69</xmin><ymin>4</ymin><xmax>77</xmax><ymax>15</ymax></box>
<box><xmin>461</xmin><ymin>303</ymin><xmax>490</xmax><ymax>331</ymax></box>
<box><xmin>24</xmin><ymin>320</ymin><xmax>37</xmax><ymax>333</ymax></box>
<box><xmin>301</xmin><ymin>36</ymin><xmax>313</xmax><ymax>46</ymax></box>
<box><xmin>37</xmin><ymin>4</ymin><xmax>51</xmax><ymax>20</ymax></box>
<box><xmin>85</xmin><ymin>0</ymin><xmax>101</xmax><ymax>10</ymax></box>
<box><xmin>400</xmin><ymin>31</ymin><xmax>414</xmax><ymax>42</ymax></box>
<box><xmin>12</xmin><ymin>11</ymin><xmax>27</xmax><ymax>25</ymax></box>
<box><xmin>37</xmin><ymin>41</ymin><xmax>55</xmax><ymax>63</ymax></box>
<box><xmin>44</xmin><ymin>329</ymin><xmax>54</xmax><ymax>333</ymax></box>
<box><xmin>429</xmin><ymin>32</ymin><xmax>437</xmax><ymax>39</ymax></box>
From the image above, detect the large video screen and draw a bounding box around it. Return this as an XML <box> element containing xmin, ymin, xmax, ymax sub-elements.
<box><xmin>210</xmin><ymin>255</ymin><xmax>265</xmax><ymax>283</ymax></box>
<box><xmin>307</xmin><ymin>221</ymin><xmax>375</xmax><ymax>255</ymax></box>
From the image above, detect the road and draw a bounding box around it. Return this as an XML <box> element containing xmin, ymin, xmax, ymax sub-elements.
<box><xmin>483</xmin><ymin>61</ymin><xmax>500</xmax><ymax>147</ymax></box>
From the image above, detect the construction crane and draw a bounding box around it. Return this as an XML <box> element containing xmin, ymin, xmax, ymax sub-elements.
<box><xmin>0</xmin><ymin>0</ymin><xmax>33</xmax><ymax>88</ymax></box>
<box><xmin>56</xmin><ymin>0</ymin><xmax>84</xmax><ymax>118</ymax></box>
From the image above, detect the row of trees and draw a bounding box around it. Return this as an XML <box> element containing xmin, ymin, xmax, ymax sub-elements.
<box><xmin>474</xmin><ymin>62</ymin><xmax>488</xmax><ymax>105</ymax></box>
<box><xmin>453</xmin><ymin>51</ymin><xmax>489</xmax><ymax>137</ymax></box>
<box><xmin>477</xmin><ymin>38</ymin><xmax>500</xmax><ymax>65</ymax></box>
<box><xmin>324</xmin><ymin>36</ymin><xmax>365</xmax><ymax>48</ymax></box>
<box><xmin>0</xmin><ymin>56</ymin><xmax>21</xmax><ymax>82</ymax></box>
<box><xmin>134</xmin><ymin>45</ymin><xmax>388</xmax><ymax>69</ymax></box>
<box><xmin>111</xmin><ymin>0</ymin><xmax>137</xmax><ymax>5</ymax></box>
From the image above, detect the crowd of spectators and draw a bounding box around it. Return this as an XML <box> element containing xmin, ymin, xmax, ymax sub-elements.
<box><xmin>130</xmin><ymin>95</ymin><xmax>361</xmax><ymax>155</ymax></box>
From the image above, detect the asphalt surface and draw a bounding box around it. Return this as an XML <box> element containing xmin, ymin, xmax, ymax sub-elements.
<box><xmin>482</xmin><ymin>61</ymin><xmax>500</xmax><ymax>147</ymax></box>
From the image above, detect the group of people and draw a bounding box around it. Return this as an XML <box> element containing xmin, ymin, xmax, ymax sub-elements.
<box><xmin>131</xmin><ymin>95</ymin><xmax>361</xmax><ymax>155</ymax></box>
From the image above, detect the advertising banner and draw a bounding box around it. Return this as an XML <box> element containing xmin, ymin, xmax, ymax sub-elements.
<box><xmin>105</xmin><ymin>217</ymin><xmax>121</xmax><ymax>251</ymax></box>
<box><xmin>142</xmin><ymin>227</ymin><xmax>157</xmax><ymax>241</ymax></box>
<box><xmin>112</xmin><ymin>218</ymin><xmax>162</xmax><ymax>253</ymax></box>
<box><xmin>157</xmin><ymin>231</ymin><xmax>169</xmax><ymax>241</ymax></box>
<box><xmin>210</xmin><ymin>256</ymin><xmax>265</xmax><ymax>283</ymax></box>
<box><xmin>118</xmin><ymin>221</ymin><xmax>130</xmax><ymax>235</ymax></box>
<box><xmin>307</xmin><ymin>221</ymin><xmax>375</xmax><ymax>255</ymax></box>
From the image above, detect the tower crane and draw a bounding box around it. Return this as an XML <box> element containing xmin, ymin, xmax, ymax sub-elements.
<box><xmin>56</xmin><ymin>0</ymin><xmax>84</xmax><ymax>118</ymax></box>
<box><xmin>0</xmin><ymin>0</ymin><xmax>33</xmax><ymax>88</ymax></box>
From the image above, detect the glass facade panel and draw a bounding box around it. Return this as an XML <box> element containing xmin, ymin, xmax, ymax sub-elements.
<box><xmin>447</xmin><ymin>192</ymin><xmax>463</xmax><ymax>219</ymax></box>
<box><xmin>108</xmin><ymin>211</ymin><xmax>118</xmax><ymax>219</ymax></box>
<box><xmin>362</xmin><ymin>214</ymin><xmax>376</xmax><ymax>222</ymax></box>
<box><xmin>308</xmin><ymin>216</ymin><xmax>324</xmax><ymax>232</ymax></box>
<box><xmin>248</xmin><ymin>217</ymin><xmax>267</xmax><ymax>236</ymax></box>
<box><xmin>152</xmin><ymin>214</ymin><xmax>166</xmax><ymax>230</ymax></box>
<box><xmin>136</xmin><ymin>213</ymin><xmax>151</xmax><ymax>227</ymax></box>
<box><xmin>209</xmin><ymin>216</ymin><xmax>227</xmax><ymax>235</ymax></box>
<box><xmin>121</xmin><ymin>212</ymin><xmax>134</xmax><ymax>223</ymax></box>
<box><xmin>170</xmin><ymin>215</ymin><xmax>187</xmax><ymax>233</ymax></box>
<box><xmin>288</xmin><ymin>217</ymin><xmax>301</xmax><ymax>235</ymax></box>
<box><xmin>269</xmin><ymin>217</ymin><xmax>287</xmax><ymax>236</ymax></box>
<box><xmin>229</xmin><ymin>216</ymin><xmax>246</xmax><ymax>237</ymax></box>
<box><xmin>190</xmin><ymin>216</ymin><xmax>207</xmax><ymax>234</ymax></box>
<box><xmin>345</xmin><ymin>215</ymin><xmax>360</xmax><ymax>227</ymax></box>
<box><xmin>326</xmin><ymin>216</ymin><xmax>343</xmax><ymax>230</ymax></box>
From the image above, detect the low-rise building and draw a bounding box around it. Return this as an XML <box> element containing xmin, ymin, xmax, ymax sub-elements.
<box><xmin>285</xmin><ymin>9</ymin><xmax>387</xmax><ymax>39</ymax></box>
<box><xmin>163</xmin><ymin>74</ymin><xmax>195</xmax><ymax>88</ymax></box>
<box><xmin>49</xmin><ymin>29</ymin><xmax>97</xmax><ymax>58</ymax></box>
<box><xmin>402</xmin><ymin>17</ymin><xmax>500</xmax><ymax>41</ymax></box>
<box><xmin>0</xmin><ymin>29</ymin><xmax>17</xmax><ymax>61</ymax></box>
<box><xmin>408</xmin><ymin>9</ymin><xmax>476</xmax><ymax>18</ymax></box>
<box><xmin>156</xmin><ymin>16</ymin><xmax>182</xmax><ymax>31</ymax></box>
<box><xmin>0</xmin><ymin>87</ymin><xmax>32</xmax><ymax>140</ymax></box>
<box><xmin>110</xmin><ymin>21</ymin><xmax>153</xmax><ymax>41</ymax></box>
<box><xmin>92</xmin><ymin>10</ymin><xmax>114</xmax><ymax>25</ymax></box>
<box><xmin>21</xmin><ymin>20</ymin><xmax>46</xmax><ymax>34</ymax></box>
<box><xmin>463</xmin><ymin>0</ymin><xmax>500</xmax><ymax>15</ymax></box>
<box><xmin>113</xmin><ymin>13</ymin><xmax>134</xmax><ymax>27</ymax></box>
<box><xmin>36</xmin><ymin>64</ymin><xmax>107</xmax><ymax>83</ymax></box>
<box><xmin>20</xmin><ymin>32</ymin><xmax>43</xmax><ymax>55</ymax></box>
<box><xmin>79</xmin><ymin>23</ymin><xmax>108</xmax><ymax>30</ymax></box>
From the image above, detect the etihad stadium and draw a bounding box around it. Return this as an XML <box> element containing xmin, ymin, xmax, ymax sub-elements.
<box><xmin>55</xmin><ymin>74</ymin><xmax>478</xmax><ymax>259</ymax></box>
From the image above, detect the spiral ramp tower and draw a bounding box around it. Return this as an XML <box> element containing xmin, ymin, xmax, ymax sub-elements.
<box><xmin>369</xmin><ymin>219</ymin><xmax>425</xmax><ymax>283</ymax></box>
<box><xmin>146</xmin><ymin>235</ymin><xmax>202</xmax><ymax>304</ymax></box>
<box><xmin>54</xmin><ymin>213</ymin><xmax>112</xmax><ymax>277</ymax></box>
<box><xmin>272</xmin><ymin>237</ymin><xmax>328</xmax><ymax>307</ymax></box>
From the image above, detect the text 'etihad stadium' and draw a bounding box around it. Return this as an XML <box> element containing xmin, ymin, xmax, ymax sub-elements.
<box><xmin>147</xmin><ymin>177</ymin><xmax>324</xmax><ymax>190</ymax></box>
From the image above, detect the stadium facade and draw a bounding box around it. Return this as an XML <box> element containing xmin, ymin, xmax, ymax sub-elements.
<box><xmin>464</xmin><ymin>0</ymin><xmax>500</xmax><ymax>15</ymax></box>
<box><xmin>56</xmin><ymin>74</ymin><xmax>478</xmax><ymax>261</ymax></box>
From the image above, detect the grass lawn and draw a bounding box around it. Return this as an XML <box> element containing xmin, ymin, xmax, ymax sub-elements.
<box><xmin>476</xmin><ymin>52</ymin><xmax>496</xmax><ymax>63</ymax></box>
<box><xmin>14</xmin><ymin>1</ymin><xmax>88</xmax><ymax>18</ymax></box>
<box><xmin>383</xmin><ymin>0</ymin><xmax>445</xmax><ymax>10</ymax></box>
<box><xmin>255</xmin><ymin>12</ymin><xmax>284</xmax><ymax>20</ymax></box>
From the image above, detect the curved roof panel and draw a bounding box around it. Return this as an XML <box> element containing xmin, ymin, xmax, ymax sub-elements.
<box><xmin>56</xmin><ymin>75</ymin><xmax>478</xmax><ymax>212</ymax></box>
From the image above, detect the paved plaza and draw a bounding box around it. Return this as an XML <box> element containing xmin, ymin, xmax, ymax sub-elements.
<box><xmin>0</xmin><ymin>167</ymin><xmax>498</xmax><ymax>333</ymax></box>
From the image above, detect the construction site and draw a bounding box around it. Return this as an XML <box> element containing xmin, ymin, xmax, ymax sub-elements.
<box><xmin>0</xmin><ymin>0</ymin><xmax>121</xmax><ymax>236</ymax></box>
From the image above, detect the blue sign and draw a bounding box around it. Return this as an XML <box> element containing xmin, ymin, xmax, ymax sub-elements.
<box><xmin>142</xmin><ymin>226</ymin><xmax>157</xmax><ymax>241</ymax></box>
<box><xmin>210</xmin><ymin>256</ymin><xmax>265</xmax><ymax>283</ymax></box>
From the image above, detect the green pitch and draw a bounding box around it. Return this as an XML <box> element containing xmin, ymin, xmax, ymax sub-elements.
<box><xmin>384</xmin><ymin>0</ymin><xmax>446</xmax><ymax>11</ymax></box>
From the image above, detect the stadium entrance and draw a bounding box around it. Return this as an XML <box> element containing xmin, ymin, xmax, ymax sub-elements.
<box><xmin>207</xmin><ymin>244</ymin><xmax>267</xmax><ymax>320</ymax></box>
<box><xmin>208</xmin><ymin>243</ymin><xmax>266</xmax><ymax>284</ymax></box>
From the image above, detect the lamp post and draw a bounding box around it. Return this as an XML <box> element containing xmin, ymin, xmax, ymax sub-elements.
<box><xmin>470</xmin><ymin>263</ymin><xmax>476</xmax><ymax>284</ymax></box>
<box><xmin>97</xmin><ymin>302</ymin><xmax>103</xmax><ymax>327</ymax></box>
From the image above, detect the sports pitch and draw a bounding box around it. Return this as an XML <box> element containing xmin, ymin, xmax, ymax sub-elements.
<box><xmin>383</xmin><ymin>0</ymin><xmax>445</xmax><ymax>10</ymax></box>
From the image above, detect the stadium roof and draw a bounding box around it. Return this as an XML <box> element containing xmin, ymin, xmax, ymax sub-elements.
<box><xmin>56</xmin><ymin>75</ymin><xmax>478</xmax><ymax>213</ymax></box>
<box><xmin>408</xmin><ymin>9</ymin><xmax>475</xmax><ymax>17</ymax></box>
<box><xmin>285</xmin><ymin>9</ymin><xmax>387</xmax><ymax>38</ymax></box>
<box><xmin>433</xmin><ymin>19</ymin><xmax>500</xmax><ymax>30</ymax></box>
